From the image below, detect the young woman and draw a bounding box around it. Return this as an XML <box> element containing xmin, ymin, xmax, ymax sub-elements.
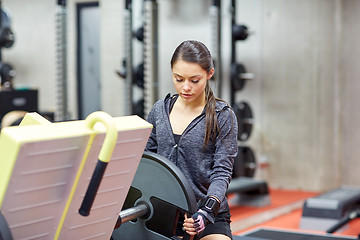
<box><xmin>145</xmin><ymin>40</ymin><xmax>238</xmax><ymax>240</ymax></box>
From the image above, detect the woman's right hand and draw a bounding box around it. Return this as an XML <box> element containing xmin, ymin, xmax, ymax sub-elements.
<box><xmin>183</xmin><ymin>213</ymin><xmax>197</xmax><ymax>236</ymax></box>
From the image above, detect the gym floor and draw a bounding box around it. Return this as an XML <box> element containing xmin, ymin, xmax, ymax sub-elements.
<box><xmin>229</xmin><ymin>189</ymin><xmax>360</xmax><ymax>238</ymax></box>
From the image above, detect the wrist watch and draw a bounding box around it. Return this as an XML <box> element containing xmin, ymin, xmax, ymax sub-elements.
<box><xmin>204</xmin><ymin>197</ymin><xmax>218</xmax><ymax>212</ymax></box>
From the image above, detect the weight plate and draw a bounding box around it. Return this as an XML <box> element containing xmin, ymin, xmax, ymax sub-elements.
<box><xmin>231</xmin><ymin>62</ymin><xmax>246</xmax><ymax>91</ymax></box>
<box><xmin>112</xmin><ymin>152</ymin><xmax>197</xmax><ymax>240</ymax></box>
<box><xmin>0</xmin><ymin>10</ymin><xmax>14</xmax><ymax>49</ymax></box>
<box><xmin>232</xmin><ymin>24</ymin><xmax>249</xmax><ymax>41</ymax></box>
<box><xmin>232</xmin><ymin>146</ymin><xmax>257</xmax><ymax>178</ymax></box>
<box><xmin>133</xmin><ymin>62</ymin><xmax>144</xmax><ymax>89</ymax></box>
<box><xmin>132</xmin><ymin>98</ymin><xmax>144</xmax><ymax>119</ymax></box>
<box><xmin>233</xmin><ymin>101</ymin><xmax>253</xmax><ymax>141</ymax></box>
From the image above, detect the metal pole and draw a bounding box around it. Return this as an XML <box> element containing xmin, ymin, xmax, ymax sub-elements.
<box><xmin>116</xmin><ymin>203</ymin><xmax>149</xmax><ymax>227</ymax></box>
<box><xmin>210</xmin><ymin>0</ymin><xmax>222</xmax><ymax>98</ymax></box>
<box><xmin>123</xmin><ymin>0</ymin><xmax>133</xmax><ymax>115</ymax></box>
<box><xmin>55</xmin><ymin>0</ymin><xmax>69</xmax><ymax>121</ymax></box>
<box><xmin>143</xmin><ymin>0</ymin><xmax>158</xmax><ymax>118</ymax></box>
<box><xmin>230</xmin><ymin>0</ymin><xmax>236</xmax><ymax>106</ymax></box>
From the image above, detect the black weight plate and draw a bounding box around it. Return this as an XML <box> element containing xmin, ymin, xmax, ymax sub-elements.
<box><xmin>231</xmin><ymin>62</ymin><xmax>246</xmax><ymax>91</ymax></box>
<box><xmin>112</xmin><ymin>152</ymin><xmax>197</xmax><ymax>240</ymax></box>
<box><xmin>133</xmin><ymin>62</ymin><xmax>144</xmax><ymax>89</ymax></box>
<box><xmin>132</xmin><ymin>98</ymin><xmax>144</xmax><ymax>119</ymax></box>
<box><xmin>233</xmin><ymin>101</ymin><xmax>253</xmax><ymax>141</ymax></box>
<box><xmin>232</xmin><ymin>24</ymin><xmax>249</xmax><ymax>41</ymax></box>
<box><xmin>232</xmin><ymin>146</ymin><xmax>257</xmax><ymax>178</ymax></box>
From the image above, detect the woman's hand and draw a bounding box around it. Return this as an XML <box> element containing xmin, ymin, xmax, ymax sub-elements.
<box><xmin>183</xmin><ymin>213</ymin><xmax>198</xmax><ymax>236</ymax></box>
<box><xmin>183</xmin><ymin>196</ymin><xmax>220</xmax><ymax>236</ymax></box>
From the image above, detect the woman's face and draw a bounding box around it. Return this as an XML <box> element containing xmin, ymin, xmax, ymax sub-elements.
<box><xmin>172</xmin><ymin>60</ymin><xmax>213</xmax><ymax>104</ymax></box>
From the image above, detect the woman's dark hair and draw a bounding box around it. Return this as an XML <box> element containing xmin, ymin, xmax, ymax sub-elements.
<box><xmin>171</xmin><ymin>40</ymin><xmax>220</xmax><ymax>148</ymax></box>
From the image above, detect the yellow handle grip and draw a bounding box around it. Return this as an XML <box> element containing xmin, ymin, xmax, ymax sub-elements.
<box><xmin>85</xmin><ymin>111</ymin><xmax>118</xmax><ymax>163</ymax></box>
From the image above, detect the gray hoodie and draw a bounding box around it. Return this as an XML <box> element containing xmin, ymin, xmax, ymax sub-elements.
<box><xmin>145</xmin><ymin>94</ymin><xmax>238</xmax><ymax>213</ymax></box>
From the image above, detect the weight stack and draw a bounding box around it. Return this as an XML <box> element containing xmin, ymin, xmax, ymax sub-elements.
<box><xmin>300</xmin><ymin>186</ymin><xmax>360</xmax><ymax>232</ymax></box>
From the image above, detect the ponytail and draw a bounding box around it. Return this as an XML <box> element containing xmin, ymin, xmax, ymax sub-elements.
<box><xmin>203</xmin><ymin>81</ymin><xmax>219</xmax><ymax>149</ymax></box>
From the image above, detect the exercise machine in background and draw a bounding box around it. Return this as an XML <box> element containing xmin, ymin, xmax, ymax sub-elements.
<box><xmin>301</xmin><ymin>186</ymin><xmax>360</xmax><ymax>235</ymax></box>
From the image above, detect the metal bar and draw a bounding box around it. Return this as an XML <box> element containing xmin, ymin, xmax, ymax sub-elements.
<box><xmin>55</xmin><ymin>2</ymin><xmax>69</xmax><ymax>121</ymax></box>
<box><xmin>117</xmin><ymin>203</ymin><xmax>149</xmax><ymax>227</ymax></box>
<box><xmin>210</xmin><ymin>0</ymin><xmax>222</xmax><ymax>97</ymax></box>
<box><xmin>230</xmin><ymin>0</ymin><xmax>236</xmax><ymax>106</ymax></box>
<box><xmin>143</xmin><ymin>0</ymin><xmax>158</xmax><ymax>118</ymax></box>
<box><xmin>123</xmin><ymin>0</ymin><xmax>133</xmax><ymax>115</ymax></box>
<box><xmin>231</xmin><ymin>0</ymin><xmax>236</xmax><ymax>64</ymax></box>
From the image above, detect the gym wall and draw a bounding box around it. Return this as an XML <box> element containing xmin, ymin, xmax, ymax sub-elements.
<box><xmin>339</xmin><ymin>0</ymin><xmax>360</xmax><ymax>189</ymax></box>
<box><xmin>233</xmin><ymin>0</ymin><xmax>360</xmax><ymax>191</ymax></box>
<box><xmin>2</xmin><ymin>0</ymin><xmax>360</xmax><ymax>192</ymax></box>
<box><xmin>238</xmin><ymin>0</ymin><xmax>341</xmax><ymax>191</ymax></box>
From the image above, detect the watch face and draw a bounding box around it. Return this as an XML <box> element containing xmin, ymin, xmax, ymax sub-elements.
<box><xmin>205</xmin><ymin>198</ymin><xmax>216</xmax><ymax>210</ymax></box>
